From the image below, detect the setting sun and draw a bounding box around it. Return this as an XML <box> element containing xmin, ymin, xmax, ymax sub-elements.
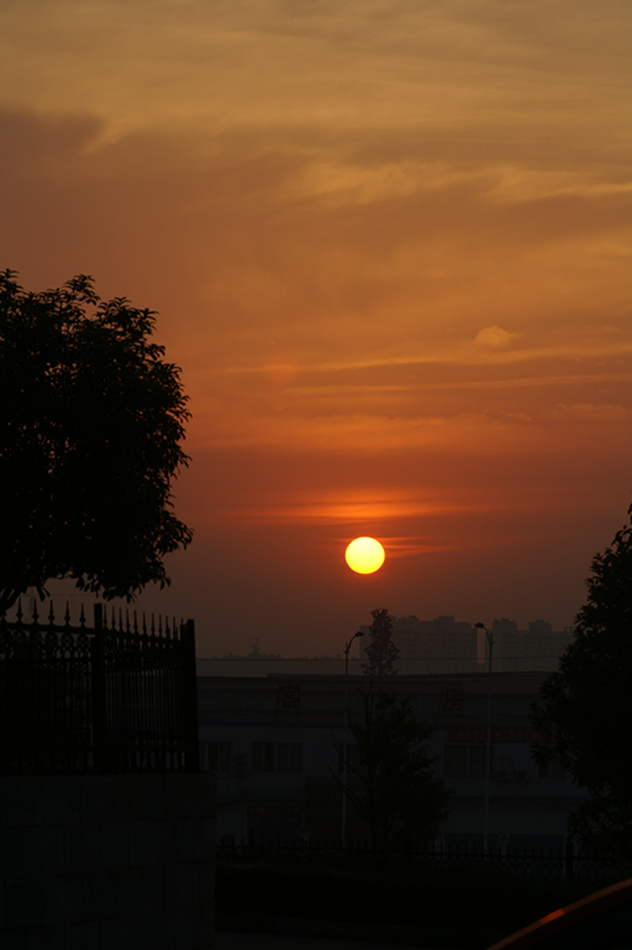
<box><xmin>344</xmin><ymin>537</ymin><xmax>386</xmax><ymax>575</ymax></box>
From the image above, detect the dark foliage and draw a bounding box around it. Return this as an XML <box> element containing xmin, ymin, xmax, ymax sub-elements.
<box><xmin>0</xmin><ymin>270</ymin><xmax>192</xmax><ymax>612</ymax></box>
<box><xmin>531</xmin><ymin>503</ymin><xmax>632</xmax><ymax>857</ymax></box>
<box><xmin>361</xmin><ymin>607</ymin><xmax>400</xmax><ymax>676</ymax></box>
<box><xmin>342</xmin><ymin>686</ymin><xmax>452</xmax><ymax>862</ymax></box>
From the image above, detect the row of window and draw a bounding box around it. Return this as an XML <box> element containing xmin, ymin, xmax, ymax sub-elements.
<box><xmin>200</xmin><ymin>740</ymin><xmax>564</xmax><ymax>780</ymax></box>
<box><xmin>200</xmin><ymin>741</ymin><xmax>303</xmax><ymax>774</ymax></box>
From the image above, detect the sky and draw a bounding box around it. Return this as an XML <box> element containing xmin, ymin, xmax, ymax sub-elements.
<box><xmin>1</xmin><ymin>0</ymin><xmax>631</xmax><ymax>657</ymax></box>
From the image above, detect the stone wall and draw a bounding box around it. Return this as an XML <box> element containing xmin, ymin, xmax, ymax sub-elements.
<box><xmin>0</xmin><ymin>773</ymin><xmax>215</xmax><ymax>949</ymax></box>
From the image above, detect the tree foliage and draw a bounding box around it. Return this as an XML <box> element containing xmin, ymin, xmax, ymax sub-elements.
<box><xmin>531</xmin><ymin>503</ymin><xmax>632</xmax><ymax>856</ymax></box>
<box><xmin>362</xmin><ymin>607</ymin><xmax>400</xmax><ymax>676</ymax></box>
<box><xmin>0</xmin><ymin>270</ymin><xmax>193</xmax><ymax>613</ymax></box>
<box><xmin>341</xmin><ymin>686</ymin><xmax>452</xmax><ymax>861</ymax></box>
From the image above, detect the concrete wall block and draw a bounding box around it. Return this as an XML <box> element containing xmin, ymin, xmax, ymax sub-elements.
<box><xmin>172</xmin><ymin>906</ymin><xmax>194</xmax><ymax>950</ymax></box>
<box><xmin>64</xmin><ymin>822</ymin><xmax>101</xmax><ymax>873</ymax></box>
<box><xmin>174</xmin><ymin>817</ymin><xmax>194</xmax><ymax>863</ymax></box>
<box><xmin>193</xmin><ymin>817</ymin><xmax>215</xmax><ymax>861</ymax></box>
<box><xmin>191</xmin><ymin>901</ymin><xmax>215</xmax><ymax>950</ymax></box>
<box><xmin>139</xmin><ymin>862</ymin><xmax>165</xmax><ymax>915</ymax></box>
<box><xmin>112</xmin><ymin>775</ymin><xmax>166</xmax><ymax>822</ymax></box>
<box><xmin>41</xmin><ymin>776</ymin><xmax>81</xmax><ymax>825</ymax></box>
<box><xmin>183</xmin><ymin>860</ymin><xmax>202</xmax><ymax>908</ymax></box>
<box><xmin>98</xmin><ymin>913</ymin><xmax>141</xmax><ymax>950</ymax></box>
<box><xmin>5</xmin><ymin>876</ymin><xmax>46</xmax><ymax>929</ymax></box>
<box><xmin>80</xmin><ymin>776</ymin><xmax>113</xmax><ymax>824</ymax></box>
<box><xmin>0</xmin><ymin>777</ymin><xmax>43</xmax><ymax>827</ymax></box>
<box><xmin>0</xmin><ymin>774</ymin><xmax>215</xmax><ymax>948</ymax></box>
<box><xmin>40</xmin><ymin>825</ymin><xmax>65</xmax><ymax>875</ymax></box>
<box><xmin>0</xmin><ymin>826</ymin><xmax>40</xmax><ymax>876</ymax></box>
<box><xmin>45</xmin><ymin>873</ymin><xmax>82</xmax><ymax>925</ymax></box>
<box><xmin>115</xmin><ymin>866</ymin><xmax>147</xmax><ymax>918</ymax></box>
<box><xmin>81</xmin><ymin>870</ymin><xmax>116</xmax><ymax>921</ymax></box>
<box><xmin>163</xmin><ymin>775</ymin><xmax>190</xmax><ymax>820</ymax></box>
<box><xmin>24</xmin><ymin>925</ymin><xmax>65</xmax><ymax>950</ymax></box>
<box><xmin>98</xmin><ymin>821</ymin><xmax>129</xmax><ymax>870</ymax></box>
<box><xmin>164</xmin><ymin>861</ymin><xmax>187</xmax><ymax>912</ymax></box>
<box><xmin>195</xmin><ymin>857</ymin><xmax>215</xmax><ymax>905</ymax></box>
<box><xmin>182</xmin><ymin>775</ymin><xmax>216</xmax><ymax>819</ymax></box>
<box><xmin>64</xmin><ymin>920</ymin><xmax>100</xmax><ymax>950</ymax></box>
<box><xmin>149</xmin><ymin>909</ymin><xmax>178</xmax><ymax>950</ymax></box>
<box><xmin>128</xmin><ymin>819</ymin><xmax>168</xmax><ymax>867</ymax></box>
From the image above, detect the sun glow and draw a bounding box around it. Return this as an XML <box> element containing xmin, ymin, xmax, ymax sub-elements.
<box><xmin>344</xmin><ymin>537</ymin><xmax>386</xmax><ymax>574</ymax></box>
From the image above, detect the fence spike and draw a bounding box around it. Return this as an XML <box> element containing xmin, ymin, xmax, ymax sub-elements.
<box><xmin>79</xmin><ymin>604</ymin><xmax>86</xmax><ymax>627</ymax></box>
<box><xmin>31</xmin><ymin>599</ymin><xmax>39</xmax><ymax>625</ymax></box>
<box><xmin>48</xmin><ymin>601</ymin><xmax>55</xmax><ymax>626</ymax></box>
<box><xmin>141</xmin><ymin>612</ymin><xmax>147</xmax><ymax>635</ymax></box>
<box><xmin>125</xmin><ymin>609</ymin><xmax>130</xmax><ymax>633</ymax></box>
<box><xmin>64</xmin><ymin>602</ymin><xmax>71</xmax><ymax>626</ymax></box>
<box><xmin>133</xmin><ymin>611</ymin><xmax>138</xmax><ymax>634</ymax></box>
<box><xmin>16</xmin><ymin>598</ymin><xmax>23</xmax><ymax>623</ymax></box>
<box><xmin>151</xmin><ymin>613</ymin><xmax>155</xmax><ymax>636</ymax></box>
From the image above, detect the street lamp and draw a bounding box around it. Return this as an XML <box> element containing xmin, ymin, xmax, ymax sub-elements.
<box><xmin>341</xmin><ymin>630</ymin><xmax>363</xmax><ymax>848</ymax></box>
<box><xmin>475</xmin><ymin>622</ymin><xmax>494</xmax><ymax>855</ymax></box>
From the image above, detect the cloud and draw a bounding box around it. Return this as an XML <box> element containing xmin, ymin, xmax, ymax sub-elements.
<box><xmin>473</xmin><ymin>325</ymin><xmax>515</xmax><ymax>348</ymax></box>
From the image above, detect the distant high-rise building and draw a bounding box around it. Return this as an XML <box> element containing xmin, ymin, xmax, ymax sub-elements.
<box><xmin>360</xmin><ymin>614</ymin><xmax>574</xmax><ymax>674</ymax></box>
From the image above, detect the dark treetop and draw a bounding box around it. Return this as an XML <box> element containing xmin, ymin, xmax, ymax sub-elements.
<box><xmin>362</xmin><ymin>607</ymin><xmax>400</xmax><ymax>677</ymax></box>
<box><xmin>531</xmin><ymin>502</ymin><xmax>632</xmax><ymax>857</ymax></box>
<box><xmin>0</xmin><ymin>271</ymin><xmax>193</xmax><ymax>613</ymax></box>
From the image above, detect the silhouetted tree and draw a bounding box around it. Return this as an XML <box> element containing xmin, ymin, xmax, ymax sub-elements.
<box><xmin>0</xmin><ymin>270</ymin><xmax>192</xmax><ymax>613</ymax></box>
<box><xmin>341</xmin><ymin>686</ymin><xmax>452</xmax><ymax>862</ymax></box>
<box><xmin>531</xmin><ymin>503</ymin><xmax>632</xmax><ymax>857</ymax></box>
<box><xmin>362</xmin><ymin>607</ymin><xmax>399</xmax><ymax>676</ymax></box>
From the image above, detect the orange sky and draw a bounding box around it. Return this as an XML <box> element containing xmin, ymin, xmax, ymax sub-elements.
<box><xmin>1</xmin><ymin>0</ymin><xmax>631</xmax><ymax>656</ymax></box>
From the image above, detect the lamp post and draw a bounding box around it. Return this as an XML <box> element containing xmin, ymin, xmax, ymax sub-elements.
<box><xmin>475</xmin><ymin>622</ymin><xmax>494</xmax><ymax>855</ymax></box>
<box><xmin>341</xmin><ymin>629</ymin><xmax>363</xmax><ymax>848</ymax></box>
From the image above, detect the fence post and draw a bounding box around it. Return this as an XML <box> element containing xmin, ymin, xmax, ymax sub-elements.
<box><xmin>182</xmin><ymin>618</ymin><xmax>200</xmax><ymax>772</ymax></box>
<box><xmin>565</xmin><ymin>837</ymin><xmax>574</xmax><ymax>881</ymax></box>
<box><xmin>91</xmin><ymin>604</ymin><xmax>106</xmax><ymax>772</ymax></box>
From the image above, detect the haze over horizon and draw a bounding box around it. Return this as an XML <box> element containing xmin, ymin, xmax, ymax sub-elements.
<box><xmin>1</xmin><ymin>1</ymin><xmax>630</xmax><ymax>657</ymax></box>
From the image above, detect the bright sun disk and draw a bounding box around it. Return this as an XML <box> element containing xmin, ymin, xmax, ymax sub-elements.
<box><xmin>344</xmin><ymin>537</ymin><xmax>386</xmax><ymax>574</ymax></box>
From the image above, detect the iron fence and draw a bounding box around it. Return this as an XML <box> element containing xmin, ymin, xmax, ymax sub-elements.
<box><xmin>216</xmin><ymin>836</ymin><xmax>632</xmax><ymax>883</ymax></box>
<box><xmin>0</xmin><ymin>601</ymin><xmax>199</xmax><ymax>774</ymax></box>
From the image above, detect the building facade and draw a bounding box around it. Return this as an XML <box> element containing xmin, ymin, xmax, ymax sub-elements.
<box><xmin>197</xmin><ymin>670</ymin><xmax>585</xmax><ymax>849</ymax></box>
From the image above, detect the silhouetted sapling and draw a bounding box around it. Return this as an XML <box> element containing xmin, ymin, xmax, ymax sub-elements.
<box><xmin>362</xmin><ymin>607</ymin><xmax>400</xmax><ymax>676</ymax></box>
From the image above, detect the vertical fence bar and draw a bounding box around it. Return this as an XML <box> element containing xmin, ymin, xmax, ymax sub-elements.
<box><xmin>91</xmin><ymin>603</ymin><xmax>106</xmax><ymax>772</ymax></box>
<box><xmin>182</xmin><ymin>619</ymin><xmax>200</xmax><ymax>772</ymax></box>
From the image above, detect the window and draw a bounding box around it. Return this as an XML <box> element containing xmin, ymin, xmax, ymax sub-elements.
<box><xmin>444</xmin><ymin>744</ymin><xmax>493</xmax><ymax>778</ymax></box>
<box><xmin>252</xmin><ymin>742</ymin><xmax>302</xmax><ymax>774</ymax></box>
<box><xmin>206</xmin><ymin>742</ymin><xmax>232</xmax><ymax>773</ymax></box>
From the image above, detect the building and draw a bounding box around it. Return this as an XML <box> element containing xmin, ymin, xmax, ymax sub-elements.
<box><xmin>491</xmin><ymin>619</ymin><xmax>574</xmax><ymax>672</ymax></box>
<box><xmin>359</xmin><ymin>615</ymin><xmax>574</xmax><ymax>675</ymax></box>
<box><xmin>197</xmin><ymin>670</ymin><xmax>586</xmax><ymax>849</ymax></box>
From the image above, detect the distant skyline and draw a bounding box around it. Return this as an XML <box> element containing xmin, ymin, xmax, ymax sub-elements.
<box><xmin>1</xmin><ymin>1</ymin><xmax>630</xmax><ymax>656</ymax></box>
